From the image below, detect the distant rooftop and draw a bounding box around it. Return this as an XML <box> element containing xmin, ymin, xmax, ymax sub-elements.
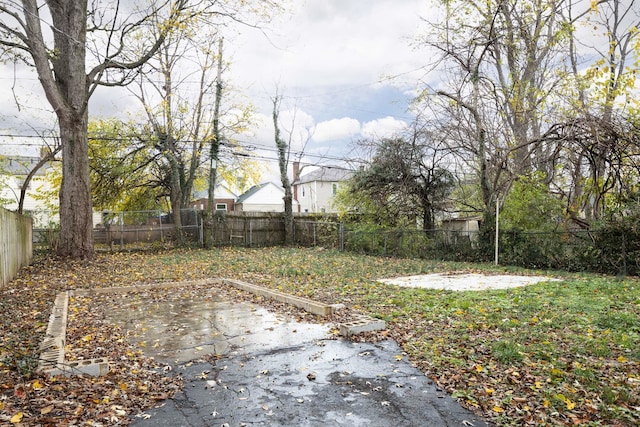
<box><xmin>1</xmin><ymin>156</ymin><xmax>54</xmax><ymax>177</ymax></box>
<box><xmin>236</xmin><ymin>182</ymin><xmax>283</xmax><ymax>203</ymax></box>
<box><xmin>297</xmin><ymin>166</ymin><xmax>353</xmax><ymax>184</ymax></box>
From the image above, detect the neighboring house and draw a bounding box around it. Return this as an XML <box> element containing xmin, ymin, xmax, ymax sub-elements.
<box><xmin>234</xmin><ymin>182</ymin><xmax>299</xmax><ymax>212</ymax></box>
<box><xmin>0</xmin><ymin>155</ymin><xmax>105</xmax><ymax>228</ymax></box>
<box><xmin>293</xmin><ymin>163</ymin><xmax>353</xmax><ymax>213</ymax></box>
<box><xmin>0</xmin><ymin>155</ymin><xmax>58</xmax><ymax>228</ymax></box>
<box><xmin>189</xmin><ymin>183</ymin><xmax>238</xmax><ymax>212</ymax></box>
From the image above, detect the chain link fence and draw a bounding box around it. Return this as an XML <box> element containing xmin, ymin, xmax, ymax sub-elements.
<box><xmin>288</xmin><ymin>221</ymin><xmax>637</xmax><ymax>276</ymax></box>
<box><xmin>29</xmin><ymin>210</ymin><xmax>640</xmax><ymax>276</ymax></box>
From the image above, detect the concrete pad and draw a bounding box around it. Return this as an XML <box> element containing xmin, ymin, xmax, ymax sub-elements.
<box><xmin>131</xmin><ymin>340</ymin><xmax>492</xmax><ymax>427</ymax></box>
<box><xmin>379</xmin><ymin>273</ymin><xmax>561</xmax><ymax>291</ymax></box>
<box><xmin>89</xmin><ymin>287</ymin><xmax>492</xmax><ymax>426</ymax></box>
<box><xmin>103</xmin><ymin>296</ymin><xmax>332</xmax><ymax>365</ymax></box>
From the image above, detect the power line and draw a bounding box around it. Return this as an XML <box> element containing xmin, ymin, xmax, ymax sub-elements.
<box><xmin>0</xmin><ymin>132</ymin><xmax>362</xmax><ymax>163</ymax></box>
<box><xmin>0</xmin><ymin>133</ymin><xmax>365</xmax><ymax>167</ymax></box>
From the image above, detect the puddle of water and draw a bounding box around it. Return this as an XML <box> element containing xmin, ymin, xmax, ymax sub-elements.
<box><xmin>379</xmin><ymin>273</ymin><xmax>561</xmax><ymax>291</ymax></box>
<box><xmin>104</xmin><ymin>296</ymin><xmax>331</xmax><ymax>364</ymax></box>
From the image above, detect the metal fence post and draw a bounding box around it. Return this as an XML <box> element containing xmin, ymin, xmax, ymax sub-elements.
<box><xmin>495</xmin><ymin>194</ymin><xmax>500</xmax><ymax>265</ymax></box>
<box><xmin>313</xmin><ymin>222</ymin><xmax>317</xmax><ymax>247</ymax></box>
<box><xmin>622</xmin><ymin>231</ymin><xmax>627</xmax><ymax>276</ymax></box>
<box><xmin>197</xmin><ymin>211</ymin><xmax>203</xmax><ymax>246</ymax></box>
<box><xmin>383</xmin><ymin>232</ymin><xmax>388</xmax><ymax>256</ymax></box>
<box><xmin>120</xmin><ymin>212</ymin><xmax>124</xmax><ymax>250</ymax></box>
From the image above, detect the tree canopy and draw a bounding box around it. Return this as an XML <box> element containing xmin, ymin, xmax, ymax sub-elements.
<box><xmin>0</xmin><ymin>0</ymin><xmax>281</xmax><ymax>258</ymax></box>
<box><xmin>413</xmin><ymin>0</ymin><xmax>640</xmax><ymax>231</ymax></box>
<box><xmin>348</xmin><ymin>128</ymin><xmax>454</xmax><ymax>231</ymax></box>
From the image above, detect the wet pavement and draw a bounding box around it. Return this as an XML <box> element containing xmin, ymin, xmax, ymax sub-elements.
<box><xmin>106</xmin><ymin>298</ymin><xmax>330</xmax><ymax>365</ymax></box>
<box><xmin>104</xmin><ymin>294</ymin><xmax>492</xmax><ymax>426</ymax></box>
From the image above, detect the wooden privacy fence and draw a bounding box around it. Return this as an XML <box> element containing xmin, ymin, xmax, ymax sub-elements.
<box><xmin>203</xmin><ymin>212</ymin><xmax>286</xmax><ymax>247</ymax></box>
<box><xmin>1</xmin><ymin>207</ymin><xmax>33</xmax><ymax>287</ymax></box>
<box><xmin>92</xmin><ymin>209</ymin><xmax>198</xmax><ymax>249</ymax></box>
<box><xmin>202</xmin><ymin>212</ymin><xmax>347</xmax><ymax>248</ymax></box>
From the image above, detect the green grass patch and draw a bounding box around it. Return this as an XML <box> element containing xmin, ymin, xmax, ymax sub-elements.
<box><xmin>492</xmin><ymin>340</ymin><xmax>524</xmax><ymax>364</ymax></box>
<box><xmin>130</xmin><ymin>247</ymin><xmax>638</xmax><ymax>426</ymax></box>
<box><xmin>596</xmin><ymin>311</ymin><xmax>640</xmax><ymax>332</ymax></box>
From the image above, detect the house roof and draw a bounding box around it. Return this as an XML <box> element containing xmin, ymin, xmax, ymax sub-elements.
<box><xmin>192</xmin><ymin>182</ymin><xmax>237</xmax><ymax>200</ymax></box>
<box><xmin>236</xmin><ymin>182</ymin><xmax>282</xmax><ymax>204</ymax></box>
<box><xmin>296</xmin><ymin>166</ymin><xmax>353</xmax><ymax>184</ymax></box>
<box><xmin>1</xmin><ymin>156</ymin><xmax>53</xmax><ymax>177</ymax></box>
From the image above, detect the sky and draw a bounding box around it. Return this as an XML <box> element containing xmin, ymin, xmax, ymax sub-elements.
<box><xmin>224</xmin><ymin>0</ymin><xmax>430</xmax><ymax>175</ymax></box>
<box><xmin>0</xmin><ymin>0</ymin><xmax>432</xmax><ymax>182</ymax></box>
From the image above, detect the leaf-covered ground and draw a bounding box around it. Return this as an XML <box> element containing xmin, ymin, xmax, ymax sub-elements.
<box><xmin>1</xmin><ymin>247</ymin><xmax>638</xmax><ymax>426</ymax></box>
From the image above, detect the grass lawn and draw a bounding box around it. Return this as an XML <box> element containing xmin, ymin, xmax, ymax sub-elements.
<box><xmin>1</xmin><ymin>246</ymin><xmax>639</xmax><ymax>426</ymax></box>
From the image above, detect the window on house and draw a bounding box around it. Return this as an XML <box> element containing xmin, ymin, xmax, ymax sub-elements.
<box><xmin>302</xmin><ymin>187</ymin><xmax>305</xmax><ymax>197</ymax></box>
<box><xmin>216</xmin><ymin>203</ymin><xmax>227</xmax><ymax>211</ymax></box>
<box><xmin>332</xmin><ymin>183</ymin><xmax>338</xmax><ymax>195</ymax></box>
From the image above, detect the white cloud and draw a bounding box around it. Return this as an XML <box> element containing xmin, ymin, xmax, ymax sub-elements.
<box><xmin>229</xmin><ymin>0</ymin><xmax>428</xmax><ymax>91</ymax></box>
<box><xmin>243</xmin><ymin>107</ymin><xmax>316</xmax><ymax>152</ymax></box>
<box><xmin>313</xmin><ymin>118</ymin><xmax>361</xmax><ymax>142</ymax></box>
<box><xmin>361</xmin><ymin>116</ymin><xmax>408</xmax><ymax>139</ymax></box>
<box><xmin>278</xmin><ymin>108</ymin><xmax>315</xmax><ymax>133</ymax></box>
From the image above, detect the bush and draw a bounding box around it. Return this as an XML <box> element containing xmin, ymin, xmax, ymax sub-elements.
<box><xmin>588</xmin><ymin>214</ymin><xmax>640</xmax><ymax>276</ymax></box>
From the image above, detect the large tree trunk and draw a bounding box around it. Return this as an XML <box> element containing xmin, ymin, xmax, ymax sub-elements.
<box><xmin>47</xmin><ymin>0</ymin><xmax>94</xmax><ymax>258</ymax></box>
<box><xmin>58</xmin><ymin>115</ymin><xmax>94</xmax><ymax>258</ymax></box>
<box><xmin>208</xmin><ymin>38</ymin><xmax>224</xmax><ymax>217</ymax></box>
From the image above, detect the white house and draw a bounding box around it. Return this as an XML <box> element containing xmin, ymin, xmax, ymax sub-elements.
<box><xmin>0</xmin><ymin>155</ymin><xmax>105</xmax><ymax>228</ymax></box>
<box><xmin>234</xmin><ymin>182</ymin><xmax>299</xmax><ymax>212</ymax></box>
<box><xmin>0</xmin><ymin>156</ymin><xmax>59</xmax><ymax>227</ymax></box>
<box><xmin>293</xmin><ymin>164</ymin><xmax>353</xmax><ymax>213</ymax></box>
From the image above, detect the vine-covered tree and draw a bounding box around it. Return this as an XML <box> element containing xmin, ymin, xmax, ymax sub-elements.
<box><xmin>272</xmin><ymin>95</ymin><xmax>294</xmax><ymax>244</ymax></box>
<box><xmin>350</xmin><ymin>128</ymin><xmax>454</xmax><ymax>231</ymax></box>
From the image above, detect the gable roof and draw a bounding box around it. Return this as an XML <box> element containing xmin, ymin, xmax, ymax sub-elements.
<box><xmin>192</xmin><ymin>182</ymin><xmax>238</xmax><ymax>200</ymax></box>
<box><xmin>236</xmin><ymin>182</ymin><xmax>283</xmax><ymax>204</ymax></box>
<box><xmin>297</xmin><ymin>166</ymin><xmax>353</xmax><ymax>185</ymax></box>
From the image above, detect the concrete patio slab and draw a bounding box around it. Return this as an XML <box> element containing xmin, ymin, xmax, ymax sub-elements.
<box><xmin>379</xmin><ymin>273</ymin><xmax>561</xmax><ymax>291</ymax></box>
<box><xmin>130</xmin><ymin>339</ymin><xmax>492</xmax><ymax>427</ymax></box>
